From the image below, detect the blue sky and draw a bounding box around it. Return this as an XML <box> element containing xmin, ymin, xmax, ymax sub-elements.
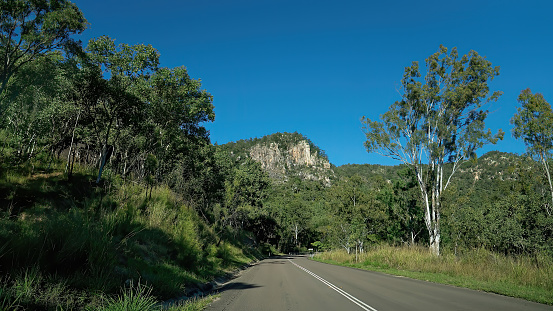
<box><xmin>73</xmin><ymin>0</ymin><xmax>553</xmax><ymax>166</ymax></box>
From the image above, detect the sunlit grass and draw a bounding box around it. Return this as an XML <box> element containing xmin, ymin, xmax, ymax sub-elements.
<box><xmin>163</xmin><ymin>295</ymin><xmax>218</xmax><ymax>311</ymax></box>
<box><xmin>89</xmin><ymin>281</ymin><xmax>217</xmax><ymax>311</ymax></box>
<box><xmin>314</xmin><ymin>245</ymin><xmax>553</xmax><ymax>305</ymax></box>
<box><xmin>0</xmin><ymin>161</ymin><xmax>257</xmax><ymax>310</ymax></box>
<box><xmin>90</xmin><ymin>282</ymin><xmax>158</xmax><ymax>311</ymax></box>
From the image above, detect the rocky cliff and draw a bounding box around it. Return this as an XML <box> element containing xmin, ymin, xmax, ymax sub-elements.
<box><xmin>220</xmin><ymin>132</ymin><xmax>334</xmax><ymax>184</ymax></box>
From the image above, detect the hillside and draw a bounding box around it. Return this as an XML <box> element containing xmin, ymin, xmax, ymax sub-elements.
<box><xmin>218</xmin><ymin>132</ymin><xmax>527</xmax><ymax>190</ymax></box>
<box><xmin>335</xmin><ymin>150</ymin><xmax>525</xmax><ymax>184</ymax></box>
<box><xmin>0</xmin><ymin>163</ymin><xmax>259</xmax><ymax>310</ymax></box>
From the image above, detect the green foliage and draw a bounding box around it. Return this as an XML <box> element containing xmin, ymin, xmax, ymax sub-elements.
<box><xmin>1</xmin><ymin>52</ymin><xmax>80</xmax><ymax>167</ymax></box>
<box><xmin>442</xmin><ymin>153</ymin><xmax>553</xmax><ymax>256</ymax></box>
<box><xmin>0</xmin><ymin>0</ymin><xmax>88</xmax><ymax>100</ymax></box>
<box><xmin>91</xmin><ymin>282</ymin><xmax>158</xmax><ymax>311</ymax></box>
<box><xmin>0</xmin><ymin>164</ymin><xmax>258</xmax><ymax>309</ymax></box>
<box><xmin>225</xmin><ymin>158</ymin><xmax>269</xmax><ymax>209</ymax></box>
<box><xmin>511</xmin><ymin>89</ymin><xmax>553</xmax><ymax>215</ymax></box>
<box><xmin>265</xmin><ymin>177</ymin><xmax>324</xmax><ymax>252</ymax></box>
<box><xmin>334</xmin><ymin>163</ymin><xmax>401</xmax><ymax>179</ymax></box>
<box><xmin>512</xmin><ymin>89</ymin><xmax>553</xmax><ymax>157</ymax></box>
<box><xmin>79</xmin><ymin>36</ymin><xmax>160</xmax><ymax>183</ymax></box>
<box><xmin>361</xmin><ymin>45</ymin><xmax>504</xmax><ymax>255</ymax></box>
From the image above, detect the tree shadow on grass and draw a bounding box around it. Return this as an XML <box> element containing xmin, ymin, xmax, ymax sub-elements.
<box><xmin>0</xmin><ymin>170</ymin><xmax>106</xmax><ymax>216</ymax></box>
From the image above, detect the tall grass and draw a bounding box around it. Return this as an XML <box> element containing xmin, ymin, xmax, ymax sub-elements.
<box><xmin>0</xmin><ymin>162</ymin><xmax>257</xmax><ymax>309</ymax></box>
<box><xmin>91</xmin><ymin>282</ymin><xmax>158</xmax><ymax>311</ymax></box>
<box><xmin>90</xmin><ymin>281</ymin><xmax>216</xmax><ymax>311</ymax></box>
<box><xmin>0</xmin><ymin>267</ymin><xmax>89</xmax><ymax>310</ymax></box>
<box><xmin>315</xmin><ymin>245</ymin><xmax>553</xmax><ymax>304</ymax></box>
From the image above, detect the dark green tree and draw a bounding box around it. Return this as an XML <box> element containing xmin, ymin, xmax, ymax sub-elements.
<box><xmin>2</xmin><ymin>52</ymin><xmax>64</xmax><ymax>162</ymax></box>
<box><xmin>511</xmin><ymin>89</ymin><xmax>553</xmax><ymax>216</ymax></box>
<box><xmin>223</xmin><ymin>158</ymin><xmax>270</xmax><ymax>232</ymax></box>
<box><xmin>145</xmin><ymin>66</ymin><xmax>215</xmax><ymax>179</ymax></box>
<box><xmin>0</xmin><ymin>0</ymin><xmax>87</xmax><ymax>105</ymax></box>
<box><xmin>79</xmin><ymin>36</ymin><xmax>159</xmax><ymax>183</ymax></box>
<box><xmin>325</xmin><ymin>175</ymin><xmax>387</xmax><ymax>254</ymax></box>
<box><xmin>381</xmin><ymin>167</ymin><xmax>425</xmax><ymax>245</ymax></box>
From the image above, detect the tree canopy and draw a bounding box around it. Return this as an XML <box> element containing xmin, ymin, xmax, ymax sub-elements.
<box><xmin>0</xmin><ymin>0</ymin><xmax>87</xmax><ymax>103</ymax></box>
<box><xmin>512</xmin><ymin>89</ymin><xmax>553</xmax><ymax>216</ymax></box>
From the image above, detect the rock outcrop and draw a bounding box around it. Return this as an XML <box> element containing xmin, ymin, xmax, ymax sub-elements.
<box><xmin>249</xmin><ymin>140</ymin><xmax>332</xmax><ymax>183</ymax></box>
<box><xmin>221</xmin><ymin>132</ymin><xmax>334</xmax><ymax>184</ymax></box>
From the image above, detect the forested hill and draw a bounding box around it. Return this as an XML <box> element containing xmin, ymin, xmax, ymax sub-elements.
<box><xmin>218</xmin><ymin>132</ymin><xmax>524</xmax><ymax>189</ymax></box>
<box><xmin>217</xmin><ymin>132</ymin><xmax>334</xmax><ymax>184</ymax></box>
<box><xmin>335</xmin><ymin>150</ymin><xmax>523</xmax><ymax>184</ymax></box>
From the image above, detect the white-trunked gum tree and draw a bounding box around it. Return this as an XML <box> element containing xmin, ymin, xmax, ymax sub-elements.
<box><xmin>362</xmin><ymin>45</ymin><xmax>504</xmax><ymax>255</ymax></box>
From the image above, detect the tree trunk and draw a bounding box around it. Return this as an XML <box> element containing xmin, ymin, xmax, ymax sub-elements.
<box><xmin>96</xmin><ymin>119</ymin><xmax>113</xmax><ymax>184</ymax></box>
<box><xmin>540</xmin><ymin>154</ymin><xmax>553</xmax><ymax>216</ymax></box>
<box><xmin>96</xmin><ymin>145</ymin><xmax>107</xmax><ymax>183</ymax></box>
<box><xmin>430</xmin><ymin>169</ymin><xmax>441</xmax><ymax>256</ymax></box>
<box><xmin>294</xmin><ymin>223</ymin><xmax>299</xmax><ymax>249</ymax></box>
<box><xmin>415</xmin><ymin>165</ymin><xmax>441</xmax><ymax>256</ymax></box>
<box><xmin>430</xmin><ymin>225</ymin><xmax>440</xmax><ymax>256</ymax></box>
<box><xmin>66</xmin><ymin>111</ymin><xmax>80</xmax><ymax>179</ymax></box>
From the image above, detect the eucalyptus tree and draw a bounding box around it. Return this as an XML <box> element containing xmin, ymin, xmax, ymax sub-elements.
<box><xmin>511</xmin><ymin>89</ymin><xmax>553</xmax><ymax>216</ymax></box>
<box><xmin>0</xmin><ymin>0</ymin><xmax>87</xmax><ymax>106</ymax></box>
<box><xmin>390</xmin><ymin>167</ymin><xmax>424</xmax><ymax>245</ymax></box>
<box><xmin>80</xmin><ymin>36</ymin><xmax>159</xmax><ymax>183</ymax></box>
<box><xmin>2</xmin><ymin>52</ymin><xmax>58</xmax><ymax>160</ymax></box>
<box><xmin>223</xmin><ymin>158</ymin><xmax>270</xmax><ymax>232</ymax></box>
<box><xmin>1</xmin><ymin>50</ymin><xmax>82</xmax><ymax>166</ymax></box>
<box><xmin>362</xmin><ymin>45</ymin><xmax>503</xmax><ymax>255</ymax></box>
<box><xmin>325</xmin><ymin>175</ymin><xmax>381</xmax><ymax>254</ymax></box>
<box><xmin>146</xmin><ymin>66</ymin><xmax>215</xmax><ymax>179</ymax></box>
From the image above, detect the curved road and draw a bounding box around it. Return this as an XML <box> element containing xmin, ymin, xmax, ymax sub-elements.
<box><xmin>206</xmin><ymin>255</ymin><xmax>553</xmax><ymax>311</ymax></box>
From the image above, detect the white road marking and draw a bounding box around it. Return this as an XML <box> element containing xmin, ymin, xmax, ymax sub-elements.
<box><xmin>288</xmin><ymin>259</ymin><xmax>379</xmax><ymax>311</ymax></box>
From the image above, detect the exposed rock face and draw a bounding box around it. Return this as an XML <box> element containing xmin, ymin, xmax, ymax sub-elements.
<box><xmin>249</xmin><ymin>140</ymin><xmax>333</xmax><ymax>184</ymax></box>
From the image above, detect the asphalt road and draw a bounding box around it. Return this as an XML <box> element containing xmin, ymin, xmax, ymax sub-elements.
<box><xmin>205</xmin><ymin>255</ymin><xmax>553</xmax><ymax>311</ymax></box>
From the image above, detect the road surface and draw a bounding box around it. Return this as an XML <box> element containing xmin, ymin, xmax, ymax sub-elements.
<box><xmin>205</xmin><ymin>255</ymin><xmax>553</xmax><ymax>311</ymax></box>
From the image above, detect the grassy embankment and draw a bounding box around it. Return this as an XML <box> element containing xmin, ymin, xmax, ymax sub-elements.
<box><xmin>0</xmin><ymin>160</ymin><xmax>259</xmax><ymax>310</ymax></box>
<box><xmin>314</xmin><ymin>246</ymin><xmax>553</xmax><ymax>305</ymax></box>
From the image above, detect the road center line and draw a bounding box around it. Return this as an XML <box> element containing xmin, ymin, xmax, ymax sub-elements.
<box><xmin>288</xmin><ymin>259</ymin><xmax>378</xmax><ymax>311</ymax></box>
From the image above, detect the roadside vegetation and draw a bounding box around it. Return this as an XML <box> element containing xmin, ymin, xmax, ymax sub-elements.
<box><xmin>314</xmin><ymin>246</ymin><xmax>553</xmax><ymax>305</ymax></box>
<box><xmin>0</xmin><ymin>160</ymin><xmax>257</xmax><ymax>310</ymax></box>
<box><xmin>0</xmin><ymin>1</ymin><xmax>265</xmax><ymax>309</ymax></box>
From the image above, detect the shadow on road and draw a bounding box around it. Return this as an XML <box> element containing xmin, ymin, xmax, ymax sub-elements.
<box><xmin>207</xmin><ymin>255</ymin><xmax>309</xmax><ymax>297</ymax></box>
<box><xmin>217</xmin><ymin>281</ymin><xmax>262</xmax><ymax>292</ymax></box>
<box><xmin>267</xmin><ymin>254</ymin><xmax>308</xmax><ymax>260</ymax></box>
<box><xmin>262</xmin><ymin>261</ymin><xmax>286</xmax><ymax>264</ymax></box>
<box><xmin>259</xmin><ymin>254</ymin><xmax>312</xmax><ymax>265</ymax></box>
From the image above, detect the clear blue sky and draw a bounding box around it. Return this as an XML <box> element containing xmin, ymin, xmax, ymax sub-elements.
<box><xmin>73</xmin><ymin>0</ymin><xmax>553</xmax><ymax>166</ymax></box>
